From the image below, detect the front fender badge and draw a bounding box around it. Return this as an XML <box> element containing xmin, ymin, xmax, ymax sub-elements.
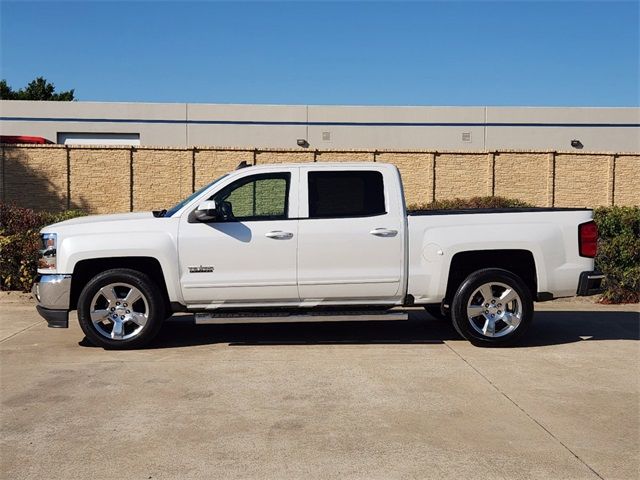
<box><xmin>188</xmin><ymin>265</ymin><xmax>215</xmax><ymax>273</ymax></box>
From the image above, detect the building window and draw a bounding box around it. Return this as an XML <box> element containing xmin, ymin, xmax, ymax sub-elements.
<box><xmin>57</xmin><ymin>132</ymin><xmax>140</xmax><ymax>146</ymax></box>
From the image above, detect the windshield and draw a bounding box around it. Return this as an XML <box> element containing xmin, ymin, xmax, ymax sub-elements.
<box><xmin>163</xmin><ymin>174</ymin><xmax>228</xmax><ymax>217</ymax></box>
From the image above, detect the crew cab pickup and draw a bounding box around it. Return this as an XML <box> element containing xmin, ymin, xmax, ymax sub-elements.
<box><xmin>34</xmin><ymin>162</ymin><xmax>603</xmax><ymax>348</ymax></box>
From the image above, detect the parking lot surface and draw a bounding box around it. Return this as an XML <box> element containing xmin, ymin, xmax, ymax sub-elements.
<box><xmin>1</xmin><ymin>295</ymin><xmax>638</xmax><ymax>480</ymax></box>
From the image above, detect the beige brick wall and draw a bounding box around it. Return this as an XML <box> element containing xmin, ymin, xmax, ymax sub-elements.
<box><xmin>494</xmin><ymin>153</ymin><xmax>549</xmax><ymax>206</ymax></box>
<box><xmin>256</xmin><ymin>151</ymin><xmax>314</xmax><ymax>164</ymax></box>
<box><xmin>554</xmin><ymin>154</ymin><xmax>610</xmax><ymax>207</ymax></box>
<box><xmin>614</xmin><ymin>155</ymin><xmax>640</xmax><ymax>206</ymax></box>
<box><xmin>1</xmin><ymin>146</ymin><xmax>638</xmax><ymax>213</ymax></box>
<box><xmin>194</xmin><ymin>149</ymin><xmax>253</xmax><ymax>190</ymax></box>
<box><xmin>2</xmin><ymin>146</ymin><xmax>68</xmax><ymax>210</ymax></box>
<box><xmin>316</xmin><ymin>151</ymin><xmax>375</xmax><ymax>162</ymax></box>
<box><xmin>434</xmin><ymin>154</ymin><xmax>488</xmax><ymax>200</ymax></box>
<box><xmin>69</xmin><ymin>148</ymin><xmax>130</xmax><ymax>214</ymax></box>
<box><xmin>377</xmin><ymin>152</ymin><xmax>433</xmax><ymax>207</ymax></box>
<box><xmin>133</xmin><ymin>149</ymin><xmax>192</xmax><ymax>211</ymax></box>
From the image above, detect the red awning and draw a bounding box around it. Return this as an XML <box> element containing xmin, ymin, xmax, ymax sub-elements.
<box><xmin>0</xmin><ymin>135</ymin><xmax>54</xmax><ymax>144</ymax></box>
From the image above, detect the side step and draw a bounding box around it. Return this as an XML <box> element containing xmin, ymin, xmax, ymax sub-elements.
<box><xmin>194</xmin><ymin>309</ymin><xmax>408</xmax><ymax>325</ymax></box>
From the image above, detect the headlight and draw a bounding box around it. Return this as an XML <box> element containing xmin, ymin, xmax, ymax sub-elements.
<box><xmin>39</xmin><ymin>233</ymin><xmax>57</xmax><ymax>270</ymax></box>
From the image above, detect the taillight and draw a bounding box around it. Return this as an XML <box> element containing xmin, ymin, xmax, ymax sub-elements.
<box><xmin>579</xmin><ymin>221</ymin><xmax>598</xmax><ymax>258</ymax></box>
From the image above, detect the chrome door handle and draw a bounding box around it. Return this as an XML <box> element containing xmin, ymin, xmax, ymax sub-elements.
<box><xmin>369</xmin><ymin>228</ymin><xmax>398</xmax><ymax>237</ymax></box>
<box><xmin>265</xmin><ymin>231</ymin><xmax>294</xmax><ymax>239</ymax></box>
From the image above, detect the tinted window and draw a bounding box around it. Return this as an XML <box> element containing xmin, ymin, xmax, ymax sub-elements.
<box><xmin>308</xmin><ymin>171</ymin><xmax>385</xmax><ymax>218</ymax></box>
<box><xmin>213</xmin><ymin>173</ymin><xmax>289</xmax><ymax>221</ymax></box>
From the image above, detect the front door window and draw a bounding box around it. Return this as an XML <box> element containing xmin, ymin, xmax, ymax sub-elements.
<box><xmin>212</xmin><ymin>173</ymin><xmax>290</xmax><ymax>222</ymax></box>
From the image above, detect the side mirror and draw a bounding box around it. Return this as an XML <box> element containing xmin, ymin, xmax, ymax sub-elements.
<box><xmin>194</xmin><ymin>200</ymin><xmax>218</xmax><ymax>222</ymax></box>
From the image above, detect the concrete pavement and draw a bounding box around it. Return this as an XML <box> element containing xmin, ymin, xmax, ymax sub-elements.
<box><xmin>1</xmin><ymin>296</ymin><xmax>638</xmax><ymax>479</ymax></box>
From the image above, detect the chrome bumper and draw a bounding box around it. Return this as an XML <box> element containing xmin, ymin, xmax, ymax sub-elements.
<box><xmin>33</xmin><ymin>274</ymin><xmax>72</xmax><ymax>328</ymax></box>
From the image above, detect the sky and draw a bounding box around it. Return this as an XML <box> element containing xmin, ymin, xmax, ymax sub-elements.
<box><xmin>0</xmin><ymin>1</ymin><xmax>638</xmax><ymax>106</ymax></box>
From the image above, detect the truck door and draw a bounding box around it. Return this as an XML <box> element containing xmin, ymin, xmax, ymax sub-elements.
<box><xmin>178</xmin><ymin>169</ymin><xmax>299</xmax><ymax>305</ymax></box>
<box><xmin>297</xmin><ymin>166</ymin><xmax>405</xmax><ymax>303</ymax></box>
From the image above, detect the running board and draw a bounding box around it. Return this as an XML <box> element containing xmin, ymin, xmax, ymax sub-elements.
<box><xmin>194</xmin><ymin>309</ymin><xmax>408</xmax><ymax>324</ymax></box>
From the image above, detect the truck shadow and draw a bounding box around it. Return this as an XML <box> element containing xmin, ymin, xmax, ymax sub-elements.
<box><xmin>129</xmin><ymin>309</ymin><xmax>639</xmax><ymax>349</ymax></box>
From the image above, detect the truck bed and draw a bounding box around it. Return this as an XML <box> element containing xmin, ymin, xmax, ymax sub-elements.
<box><xmin>405</xmin><ymin>207</ymin><xmax>595</xmax><ymax>304</ymax></box>
<box><xmin>407</xmin><ymin>207</ymin><xmax>590</xmax><ymax>216</ymax></box>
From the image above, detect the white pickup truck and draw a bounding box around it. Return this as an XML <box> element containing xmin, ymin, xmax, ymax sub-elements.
<box><xmin>34</xmin><ymin>162</ymin><xmax>603</xmax><ymax>348</ymax></box>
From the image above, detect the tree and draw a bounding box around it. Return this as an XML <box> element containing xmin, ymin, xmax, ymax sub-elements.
<box><xmin>0</xmin><ymin>80</ymin><xmax>14</xmax><ymax>99</ymax></box>
<box><xmin>0</xmin><ymin>77</ymin><xmax>75</xmax><ymax>101</ymax></box>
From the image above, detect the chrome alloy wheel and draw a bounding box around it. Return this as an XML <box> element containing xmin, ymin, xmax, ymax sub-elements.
<box><xmin>466</xmin><ymin>282</ymin><xmax>522</xmax><ymax>338</ymax></box>
<box><xmin>90</xmin><ymin>283</ymin><xmax>149</xmax><ymax>340</ymax></box>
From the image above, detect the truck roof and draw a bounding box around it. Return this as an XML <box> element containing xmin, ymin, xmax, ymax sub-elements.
<box><xmin>239</xmin><ymin>161</ymin><xmax>390</xmax><ymax>170</ymax></box>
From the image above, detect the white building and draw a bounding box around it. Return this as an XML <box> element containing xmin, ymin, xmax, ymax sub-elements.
<box><xmin>1</xmin><ymin>100</ymin><xmax>638</xmax><ymax>152</ymax></box>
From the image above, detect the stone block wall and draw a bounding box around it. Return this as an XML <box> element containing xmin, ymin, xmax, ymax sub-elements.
<box><xmin>132</xmin><ymin>149</ymin><xmax>192</xmax><ymax>212</ymax></box>
<box><xmin>1</xmin><ymin>145</ymin><xmax>638</xmax><ymax>213</ymax></box>
<box><xmin>69</xmin><ymin>148</ymin><xmax>130</xmax><ymax>213</ymax></box>
<box><xmin>2</xmin><ymin>145</ymin><xmax>68</xmax><ymax>210</ymax></box>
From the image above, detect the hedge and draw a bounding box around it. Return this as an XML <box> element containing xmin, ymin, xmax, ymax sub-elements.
<box><xmin>1</xmin><ymin>200</ymin><xmax>638</xmax><ymax>303</ymax></box>
<box><xmin>593</xmin><ymin>206</ymin><xmax>640</xmax><ymax>303</ymax></box>
<box><xmin>407</xmin><ymin>196</ymin><xmax>534</xmax><ymax>211</ymax></box>
<box><xmin>0</xmin><ymin>204</ymin><xmax>85</xmax><ymax>291</ymax></box>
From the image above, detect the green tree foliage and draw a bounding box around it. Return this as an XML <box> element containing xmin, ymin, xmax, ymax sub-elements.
<box><xmin>0</xmin><ymin>77</ymin><xmax>75</xmax><ymax>101</ymax></box>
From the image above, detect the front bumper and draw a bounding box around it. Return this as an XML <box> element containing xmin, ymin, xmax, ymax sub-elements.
<box><xmin>32</xmin><ymin>274</ymin><xmax>72</xmax><ymax>328</ymax></box>
<box><xmin>577</xmin><ymin>271</ymin><xmax>605</xmax><ymax>296</ymax></box>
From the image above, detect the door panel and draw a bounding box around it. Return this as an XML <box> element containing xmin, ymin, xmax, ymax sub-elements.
<box><xmin>179</xmin><ymin>220</ymin><xmax>298</xmax><ymax>303</ymax></box>
<box><xmin>297</xmin><ymin>215</ymin><xmax>403</xmax><ymax>300</ymax></box>
<box><xmin>178</xmin><ymin>169</ymin><xmax>299</xmax><ymax>305</ymax></box>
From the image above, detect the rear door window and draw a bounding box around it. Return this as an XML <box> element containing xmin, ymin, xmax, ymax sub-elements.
<box><xmin>308</xmin><ymin>171</ymin><xmax>385</xmax><ymax>218</ymax></box>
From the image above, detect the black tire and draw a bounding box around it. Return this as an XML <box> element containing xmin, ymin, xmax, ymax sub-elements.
<box><xmin>77</xmin><ymin>268</ymin><xmax>166</xmax><ymax>349</ymax></box>
<box><xmin>451</xmin><ymin>268</ymin><xmax>533</xmax><ymax>347</ymax></box>
<box><xmin>424</xmin><ymin>304</ymin><xmax>451</xmax><ymax>321</ymax></box>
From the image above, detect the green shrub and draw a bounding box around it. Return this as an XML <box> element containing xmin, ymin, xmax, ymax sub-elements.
<box><xmin>407</xmin><ymin>196</ymin><xmax>533</xmax><ymax>211</ymax></box>
<box><xmin>0</xmin><ymin>203</ymin><xmax>85</xmax><ymax>292</ymax></box>
<box><xmin>593</xmin><ymin>206</ymin><xmax>640</xmax><ymax>304</ymax></box>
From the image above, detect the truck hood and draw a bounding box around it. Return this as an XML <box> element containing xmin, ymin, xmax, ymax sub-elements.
<box><xmin>46</xmin><ymin>211</ymin><xmax>155</xmax><ymax>229</ymax></box>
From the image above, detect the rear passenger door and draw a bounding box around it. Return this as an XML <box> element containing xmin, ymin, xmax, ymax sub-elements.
<box><xmin>297</xmin><ymin>166</ymin><xmax>405</xmax><ymax>303</ymax></box>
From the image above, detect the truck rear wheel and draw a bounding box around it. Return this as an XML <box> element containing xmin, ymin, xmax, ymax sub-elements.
<box><xmin>77</xmin><ymin>268</ymin><xmax>166</xmax><ymax>349</ymax></box>
<box><xmin>451</xmin><ymin>268</ymin><xmax>533</xmax><ymax>347</ymax></box>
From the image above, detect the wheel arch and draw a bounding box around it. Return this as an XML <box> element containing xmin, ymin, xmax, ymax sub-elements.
<box><xmin>70</xmin><ymin>257</ymin><xmax>171</xmax><ymax>312</ymax></box>
<box><xmin>444</xmin><ymin>249</ymin><xmax>537</xmax><ymax>305</ymax></box>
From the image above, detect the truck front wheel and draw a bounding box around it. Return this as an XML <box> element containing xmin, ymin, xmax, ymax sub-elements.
<box><xmin>77</xmin><ymin>268</ymin><xmax>166</xmax><ymax>349</ymax></box>
<box><xmin>451</xmin><ymin>268</ymin><xmax>533</xmax><ymax>347</ymax></box>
